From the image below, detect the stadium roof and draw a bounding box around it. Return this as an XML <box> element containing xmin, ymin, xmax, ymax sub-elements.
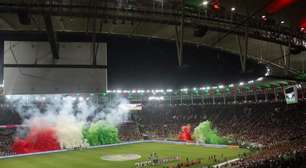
<box><xmin>0</xmin><ymin>0</ymin><xmax>305</xmax><ymax>82</ymax></box>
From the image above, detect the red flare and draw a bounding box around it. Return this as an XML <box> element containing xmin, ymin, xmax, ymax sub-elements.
<box><xmin>12</xmin><ymin>127</ymin><xmax>60</xmax><ymax>154</ymax></box>
<box><xmin>178</xmin><ymin>124</ymin><xmax>192</xmax><ymax>142</ymax></box>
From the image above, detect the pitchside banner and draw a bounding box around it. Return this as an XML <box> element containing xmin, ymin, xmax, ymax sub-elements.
<box><xmin>4</xmin><ymin>41</ymin><xmax>107</xmax><ymax>94</ymax></box>
<box><xmin>284</xmin><ymin>85</ymin><xmax>298</xmax><ymax>104</ymax></box>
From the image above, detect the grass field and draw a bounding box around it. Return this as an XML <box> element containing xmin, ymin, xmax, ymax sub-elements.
<box><xmin>0</xmin><ymin>143</ymin><xmax>250</xmax><ymax>168</ymax></box>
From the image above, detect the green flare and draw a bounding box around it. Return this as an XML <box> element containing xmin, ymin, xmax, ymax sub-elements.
<box><xmin>82</xmin><ymin>121</ymin><xmax>120</xmax><ymax>146</ymax></box>
<box><xmin>193</xmin><ymin>121</ymin><xmax>228</xmax><ymax>144</ymax></box>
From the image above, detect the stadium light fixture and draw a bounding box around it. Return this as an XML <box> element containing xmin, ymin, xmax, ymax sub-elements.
<box><xmin>132</xmin><ymin>90</ymin><xmax>136</xmax><ymax>93</ymax></box>
<box><xmin>106</xmin><ymin>90</ymin><xmax>112</xmax><ymax>93</ymax></box>
<box><xmin>212</xmin><ymin>86</ymin><xmax>218</xmax><ymax>89</ymax></box>
<box><xmin>116</xmin><ymin>90</ymin><xmax>122</xmax><ymax>93</ymax></box>
<box><xmin>137</xmin><ymin>90</ymin><xmax>145</xmax><ymax>93</ymax></box>
<box><xmin>248</xmin><ymin>80</ymin><xmax>254</xmax><ymax>84</ymax></box>
<box><xmin>261</xmin><ymin>15</ymin><xmax>267</xmax><ymax>21</ymax></box>
<box><xmin>202</xmin><ymin>1</ymin><xmax>209</xmax><ymax>6</ymax></box>
<box><xmin>257</xmin><ymin>77</ymin><xmax>264</xmax><ymax>81</ymax></box>
<box><xmin>206</xmin><ymin>86</ymin><xmax>211</xmax><ymax>90</ymax></box>
<box><xmin>231</xmin><ymin>7</ymin><xmax>236</xmax><ymax>12</ymax></box>
<box><xmin>265</xmin><ymin>67</ymin><xmax>271</xmax><ymax>76</ymax></box>
<box><xmin>280</xmin><ymin>20</ymin><xmax>285</xmax><ymax>24</ymax></box>
<box><xmin>166</xmin><ymin>89</ymin><xmax>173</xmax><ymax>93</ymax></box>
<box><xmin>239</xmin><ymin>82</ymin><xmax>244</xmax><ymax>86</ymax></box>
<box><xmin>180</xmin><ymin>88</ymin><xmax>188</xmax><ymax>92</ymax></box>
<box><xmin>218</xmin><ymin>85</ymin><xmax>224</xmax><ymax>89</ymax></box>
<box><xmin>229</xmin><ymin>84</ymin><xmax>234</xmax><ymax>88</ymax></box>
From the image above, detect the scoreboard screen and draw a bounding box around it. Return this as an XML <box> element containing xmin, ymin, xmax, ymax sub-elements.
<box><xmin>284</xmin><ymin>86</ymin><xmax>298</xmax><ymax>104</ymax></box>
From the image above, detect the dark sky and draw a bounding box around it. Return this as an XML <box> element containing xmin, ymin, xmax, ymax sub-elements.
<box><xmin>107</xmin><ymin>36</ymin><xmax>266</xmax><ymax>89</ymax></box>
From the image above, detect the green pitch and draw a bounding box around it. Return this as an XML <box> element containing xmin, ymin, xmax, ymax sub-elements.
<box><xmin>0</xmin><ymin>143</ymin><xmax>249</xmax><ymax>168</ymax></box>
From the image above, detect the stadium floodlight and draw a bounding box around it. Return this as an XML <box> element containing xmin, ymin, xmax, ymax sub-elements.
<box><xmin>132</xmin><ymin>90</ymin><xmax>136</xmax><ymax>93</ymax></box>
<box><xmin>166</xmin><ymin>89</ymin><xmax>173</xmax><ymax>93</ymax></box>
<box><xmin>116</xmin><ymin>90</ymin><xmax>122</xmax><ymax>93</ymax></box>
<box><xmin>202</xmin><ymin>0</ymin><xmax>209</xmax><ymax>6</ymax></box>
<box><xmin>229</xmin><ymin>84</ymin><xmax>234</xmax><ymax>88</ymax></box>
<box><xmin>180</xmin><ymin>88</ymin><xmax>188</xmax><ymax>92</ymax></box>
<box><xmin>256</xmin><ymin>77</ymin><xmax>264</xmax><ymax>81</ymax></box>
<box><xmin>248</xmin><ymin>80</ymin><xmax>254</xmax><ymax>84</ymax></box>
<box><xmin>146</xmin><ymin>90</ymin><xmax>151</xmax><ymax>93</ymax></box>
<box><xmin>265</xmin><ymin>67</ymin><xmax>271</xmax><ymax>76</ymax></box>
<box><xmin>106</xmin><ymin>90</ymin><xmax>112</xmax><ymax>93</ymax></box>
<box><xmin>261</xmin><ymin>15</ymin><xmax>267</xmax><ymax>21</ymax></box>
<box><xmin>280</xmin><ymin>20</ymin><xmax>285</xmax><ymax>24</ymax></box>
<box><xmin>206</xmin><ymin>86</ymin><xmax>211</xmax><ymax>90</ymax></box>
<box><xmin>297</xmin><ymin>84</ymin><xmax>302</xmax><ymax>89</ymax></box>
<box><xmin>231</xmin><ymin>7</ymin><xmax>236</xmax><ymax>12</ymax></box>
<box><xmin>200</xmin><ymin>87</ymin><xmax>205</xmax><ymax>90</ymax></box>
<box><xmin>86</xmin><ymin>97</ymin><xmax>90</xmax><ymax>101</ymax></box>
<box><xmin>218</xmin><ymin>85</ymin><xmax>224</xmax><ymax>89</ymax></box>
<box><xmin>42</xmin><ymin>97</ymin><xmax>46</xmax><ymax>101</ymax></box>
<box><xmin>137</xmin><ymin>90</ymin><xmax>145</xmax><ymax>93</ymax></box>
<box><xmin>212</xmin><ymin>86</ymin><xmax>218</xmax><ymax>89</ymax></box>
<box><xmin>239</xmin><ymin>82</ymin><xmax>244</xmax><ymax>86</ymax></box>
<box><xmin>193</xmin><ymin>88</ymin><xmax>198</xmax><ymax>91</ymax></box>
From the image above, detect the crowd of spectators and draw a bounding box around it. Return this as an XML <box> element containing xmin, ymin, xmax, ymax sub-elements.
<box><xmin>222</xmin><ymin>138</ymin><xmax>306</xmax><ymax>168</ymax></box>
<box><xmin>122</xmin><ymin>102</ymin><xmax>306</xmax><ymax>167</ymax></box>
<box><xmin>129</xmin><ymin>102</ymin><xmax>306</xmax><ymax>146</ymax></box>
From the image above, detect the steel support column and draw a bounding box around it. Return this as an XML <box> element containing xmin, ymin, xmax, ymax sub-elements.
<box><xmin>43</xmin><ymin>15</ymin><xmax>59</xmax><ymax>59</ymax></box>
<box><xmin>175</xmin><ymin>0</ymin><xmax>184</xmax><ymax>66</ymax></box>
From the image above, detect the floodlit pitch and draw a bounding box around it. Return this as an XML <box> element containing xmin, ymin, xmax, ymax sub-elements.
<box><xmin>0</xmin><ymin>143</ymin><xmax>250</xmax><ymax>168</ymax></box>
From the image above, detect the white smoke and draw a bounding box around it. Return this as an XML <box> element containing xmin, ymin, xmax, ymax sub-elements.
<box><xmin>7</xmin><ymin>94</ymin><xmax>131</xmax><ymax>149</ymax></box>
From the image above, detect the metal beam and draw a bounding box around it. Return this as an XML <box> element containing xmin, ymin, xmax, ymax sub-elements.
<box><xmin>0</xmin><ymin>2</ymin><xmax>304</xmax><ymax>46</ymax></box>
<box><xmin>4</xmin><ymin>64</ymin><xmax>107</xmax><ymax>69</ymax></box>
<box><xmin>43</xmin><ymin>15</ymin><xmax>59</xmax><ymax>59</ymax></box>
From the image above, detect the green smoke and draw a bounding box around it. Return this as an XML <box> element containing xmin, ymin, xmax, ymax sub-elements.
<box><xmin>82</xmin><ymin>121</ymin><xmax>120</xmax><ymax>146</ymax></box>
<box><xmin>193</xmin><ymin>121</ymin><xmax>228</xmax><ymax>144</ymax></box>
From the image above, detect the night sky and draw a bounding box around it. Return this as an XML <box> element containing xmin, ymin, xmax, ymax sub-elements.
<box><xmin>107</xmin><ymin>36</ymin><xmax>266</xmax><ymax>89</ymax></box>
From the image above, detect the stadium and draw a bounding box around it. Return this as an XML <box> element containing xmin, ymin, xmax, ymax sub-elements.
<box><xmin>0</xmin><ymin>0</ymin><xmax>305</xmax><ymax>168</ymax></box>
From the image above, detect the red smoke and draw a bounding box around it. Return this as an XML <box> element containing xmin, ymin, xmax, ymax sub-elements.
<box><xmin>12</xmin><ymin>127</ymin><xmax>60</xmax><ymax>154</ymax></box>
<box><xmin>301</xmin><ymin>18</ymin><xmax>306</xmax><ymax>28</ymax></box>
<box><xmin>178</xmin><ymin>124</ymin><xmax>192</xmax><ymax>142</ymax></box>
<box><xmin>266</xmin><ymin>0</ymin><xmax>300</xmax><ymax>14</ymax></box>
